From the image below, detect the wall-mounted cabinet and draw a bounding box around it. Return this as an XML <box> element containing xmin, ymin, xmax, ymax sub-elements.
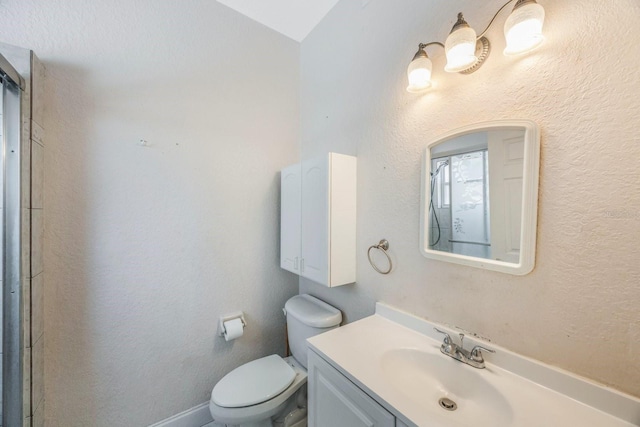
<box><xmin>280</xmin><ymin>153</ymin><xmax>357</xmax><ymax>287</ymax></box>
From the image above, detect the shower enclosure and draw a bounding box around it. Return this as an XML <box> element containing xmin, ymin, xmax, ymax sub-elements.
<box><xmin>0</xmin><ymin>43</ymin><xmax>45</xmax><ymax>427</ymax></box>
<box><xmin>430</xmin><ymin>149</ymin><xmax>491</xmax><ymax>259</ymax></box>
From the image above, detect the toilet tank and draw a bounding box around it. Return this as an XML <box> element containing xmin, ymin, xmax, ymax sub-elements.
<box><xmin>284</xmin><ymin>295</ymin><xmax>342</xmax><ymax>369</ymax></box>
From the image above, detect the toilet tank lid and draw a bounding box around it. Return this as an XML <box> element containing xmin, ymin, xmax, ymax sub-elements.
<box><xmin>285</xmin><ymin>295</ymin><xmax>342</xmax><ymax>328</ymax></box>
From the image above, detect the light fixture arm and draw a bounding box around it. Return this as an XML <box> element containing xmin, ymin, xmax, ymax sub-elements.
<box><xmin>412</xmin><ymin>42</ymin><xmax>445</xmax><ymax>61</ymax></box>
<box><xmin>419</xmin><ymin>42</ymin><xmax>445</xmax><ymax>50</ymax></box>
<box><xmin>477</xmin><ymin>0</ymin><xmax>517</xmax><ymax>39</ymax></box>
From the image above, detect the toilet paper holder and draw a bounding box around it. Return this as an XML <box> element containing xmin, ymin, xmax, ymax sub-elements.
<box><xmin>217</xmin><ymin>312</ymin><xmax>247</xmax><ymax>337</ymax></box>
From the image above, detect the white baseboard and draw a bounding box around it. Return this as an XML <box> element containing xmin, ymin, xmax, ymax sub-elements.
<box><xmin>148</xmin><ymin>402</ymin><xmax>214</xmax><ymax>427</ymax></box>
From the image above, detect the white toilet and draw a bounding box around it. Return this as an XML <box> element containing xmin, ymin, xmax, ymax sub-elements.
<box><xmin>209</xmin><ymin>294</ymin><xmax>342</xmax><ymax>427</ymax></box>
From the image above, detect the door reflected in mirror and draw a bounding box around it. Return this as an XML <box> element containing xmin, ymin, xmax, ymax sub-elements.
<box><xmin>420</xmin><ymin>121</ymin><xmax>540</xmax><ymax>275</ymax></box>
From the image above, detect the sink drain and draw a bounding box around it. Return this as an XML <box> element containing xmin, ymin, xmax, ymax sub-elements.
<box><xmin>438</xmin><ymin>397</ymin><xmax>457</xmax><ymax>411</ymax></box>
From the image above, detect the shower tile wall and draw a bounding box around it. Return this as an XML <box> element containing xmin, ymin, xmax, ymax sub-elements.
<box><xmin>17</xmin><ymin>46</ymin><xmax>32</xmax><ymax>427</ymax></box>
<box><xmin>29</xmin><ymin>53</ymin><xmax>45</xmax><ymax>427</ymax></box>
<box><xmin>431</xmin><ymin>206</ymin><xmax>452</xmax><ymax>253</ymax></box>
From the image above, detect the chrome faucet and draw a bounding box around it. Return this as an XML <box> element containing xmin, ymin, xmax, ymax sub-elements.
<box><xmin>434</xmin><ymin>327</ymin><xmax>495</xmax><ymax>369</ymax></box>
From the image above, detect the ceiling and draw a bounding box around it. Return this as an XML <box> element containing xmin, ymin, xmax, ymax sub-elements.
<box><xmin>216</xmin><ymin>0</ymin><xmax>342</xmax><ymax>42</ymax></box>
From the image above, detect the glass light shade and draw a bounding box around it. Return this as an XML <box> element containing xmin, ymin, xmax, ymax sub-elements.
<box><xmin>504</xmin><ymin>1</ymin><xmax>545</xmax><ymax>55</ymax></box>
<box><xmin>445</xmin><ymin>25</ymin><xmax>478</xmax><ymax>73</ymax></box>
<box><xmin>407</xmin><ymin>55</ymin><xmax>433</xmax><ymax>93</ymax></box>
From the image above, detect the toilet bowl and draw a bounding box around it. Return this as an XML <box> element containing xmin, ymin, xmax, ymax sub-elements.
<box><xmin>209</xmin><ymin>295</ymin><xmax>342</xmax><ymax>427</ymax></box>
<box><xmin>209</xmin><ymin>356</ymin><xmax>307</xmax><ymax>427</ymax></box>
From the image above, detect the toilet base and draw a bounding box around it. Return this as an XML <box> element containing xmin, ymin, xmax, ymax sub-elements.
<box><xmin>227</xmin><ymin>421</ymin><xmax>273</xmax><ymax>427</ymax></box>
<box><xmin>274</xmin><ymin>406</ymin><xmax>307</xmax><ymax>427</ymax></box>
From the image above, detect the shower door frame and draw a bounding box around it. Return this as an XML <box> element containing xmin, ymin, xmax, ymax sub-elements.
<box><xmin>1</xmin><ymin>52</ymin><xmax>26</xmax><ymax>427</ymax></box>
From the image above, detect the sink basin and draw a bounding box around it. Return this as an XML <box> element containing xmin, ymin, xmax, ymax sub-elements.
<box><xmin>380</xmin><ymin>348</ymin><xmax>513</xmax><ymax>426</ymax></box>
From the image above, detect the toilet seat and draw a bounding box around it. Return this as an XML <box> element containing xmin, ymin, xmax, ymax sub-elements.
<box><xmin>209</xmin><ymin>356</ymin><xmax>308</xmax><ymax>426</ymax></box>
<box><xmin>212</xmin><ymin>354</ymin><xmax>296</xmax><ymax>408</ymax></box>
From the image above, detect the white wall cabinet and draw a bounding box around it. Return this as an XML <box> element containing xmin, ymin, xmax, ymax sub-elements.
<box><xmin>308</xmin><ymin>350</ymin><xmax>395</xmax><ymax>427</ymax></box>
<box><xmin>280</xmin><ymin>153</ymin><xmax>356</xmax><ymax>287</ymax></box>
<box><xmin>281</xmin><ymin>163</ymin><xmax>302</xmax><ymax>273</ymax></box>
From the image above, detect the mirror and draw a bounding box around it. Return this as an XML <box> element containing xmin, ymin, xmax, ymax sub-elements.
<box><xmin>420</xmin><ymin>120</ymin><xmax>540</xmax><ymax>275</ymax></box>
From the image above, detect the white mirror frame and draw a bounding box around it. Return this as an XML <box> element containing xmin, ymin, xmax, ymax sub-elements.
<box><xmin>420</xmin><ymin>120</ymin><xmax>540</xmax><ymax>275</ymax></box>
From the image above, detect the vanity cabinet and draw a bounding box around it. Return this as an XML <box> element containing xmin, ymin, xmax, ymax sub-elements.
<box><xmin>280</xmin><ymin>153</ymin><xmax>357</xmax><ymax>287</ymax></box>
<box><xmin>308</xmin><ymin>350</ymin><xmax>395</xmax><ymax>427</ymax></box>
<box><xmin>307</xmin><ymin>305</ymin><xmax>640</xmax><ymax>427</ymax></box>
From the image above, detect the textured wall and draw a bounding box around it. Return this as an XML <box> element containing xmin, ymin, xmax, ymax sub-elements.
<box><xmin>0</xmin><ymin>1</ymin><xmax>300</xmax><ymax>425</ymax></box>
<box><xmin>300</xmin><ymin>0</ymin><xmax>640</xmax><ymax>397</ymax></box>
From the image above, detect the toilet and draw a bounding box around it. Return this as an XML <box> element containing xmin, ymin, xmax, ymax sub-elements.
<box><xmin>209</xmin><ymin>294</ymin><xmax>342</xmax><ymax>427</ymax></box>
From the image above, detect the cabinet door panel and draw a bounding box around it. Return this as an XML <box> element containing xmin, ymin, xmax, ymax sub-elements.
<box><xmin>301</xmin><ymin>157</ymin><xmax>329</xmax><ymax>285</ymax></box>
<box><xmin>281</xmin><ymin>163</ymin><xmax>301</xmax><ymax>273</ymax></box>
<box><xmin>309</xmin><ymin>351</ymin><xmax>395</xmax><ymax>427</ymax></box>
<box><xmin>328</xmin><ymin>153</ymin><xmax>357</xmax><ymax>285</ymax></box>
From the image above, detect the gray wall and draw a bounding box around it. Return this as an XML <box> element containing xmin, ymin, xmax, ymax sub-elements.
<box><xmin>300</xmin><ymin>0</ymin><xmax>640</xmax><ymax>398</ymax></box>
<box><xmin>0</xmin><ymin>0</ymin><xmax>300</xmax><ymax>425</ymax></box>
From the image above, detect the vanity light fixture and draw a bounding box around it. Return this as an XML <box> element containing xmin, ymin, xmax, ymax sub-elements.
<box><xmin>503</xmin><ymin>0</ymin><xmax>546</xmax><ymax>55</ymax></box>
<box><xmin>407</xmin><ymin>43</ymin><xmax>435</xmax><ymax>93</ymax></box>
<box><xmin>406</xmin><ymin>0</ymin><xmax>545</xmax><ymax>93</ymax></box>
<box><xmin>444</xmin><ymin>13</ymin><xmax>485</xmax><ymax>73</ymax></box>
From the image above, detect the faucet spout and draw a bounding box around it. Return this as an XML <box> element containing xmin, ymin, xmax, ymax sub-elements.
<box><xmin>433</xmin><ymin>327</ymin><xmax>495</xmax><ymax>369</ymax></box>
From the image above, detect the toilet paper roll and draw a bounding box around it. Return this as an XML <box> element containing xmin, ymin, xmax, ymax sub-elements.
<box><xmin>223</xmin><ymin>318</ymin><xmax>244</xmax><ymax>341</ymax></box>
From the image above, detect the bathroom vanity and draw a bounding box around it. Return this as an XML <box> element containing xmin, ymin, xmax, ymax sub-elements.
<box><xmin>306</xmin><ymin>304</ymin><xmax>640</xmax><ymax>427</ymax></box>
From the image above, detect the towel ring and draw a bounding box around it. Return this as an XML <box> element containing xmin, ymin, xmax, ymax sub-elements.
<box><xmin>367</xmin><ymin>239</ymin><xmax>392</xmax><ymax>274</ymax></box>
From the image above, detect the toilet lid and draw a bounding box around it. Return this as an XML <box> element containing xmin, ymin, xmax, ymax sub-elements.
<box><xmin>212</xmin><ymin>355</ymin><xmax>296</xmax><ymax>408</ymax></box>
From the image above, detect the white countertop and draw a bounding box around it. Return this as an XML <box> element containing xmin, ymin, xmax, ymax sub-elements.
<box><xmin>307</xmin><ymin>305</ymin><xmax>640</xmax><ymax>427</ymax></box>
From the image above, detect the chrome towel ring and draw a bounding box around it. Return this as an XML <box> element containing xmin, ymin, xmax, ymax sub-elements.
<box><xmin>367</xmin><ymin>239</ymin><xmax>392</xmax><ymax>274</ymax></box>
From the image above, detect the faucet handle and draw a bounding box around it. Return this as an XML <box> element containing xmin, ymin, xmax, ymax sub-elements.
<box><xmin>470</xmin><ymin>345</ymin><xmax>495</xmax><ymax>362</ymax></box>
<box><xmin>433</xmin><ymin>327</ymin><xmax>452</xmax><ymax>345</ymax></box>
